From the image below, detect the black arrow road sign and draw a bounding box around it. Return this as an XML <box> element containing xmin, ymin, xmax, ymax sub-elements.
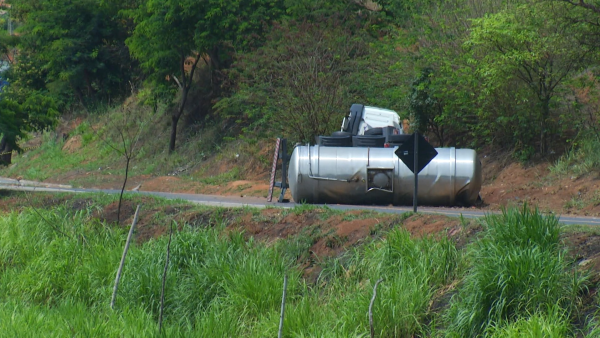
<box><xmin>394</xmin><ymin>133</ymin><xmax>438</xmax><ymax>174</ymax></box>
<box><xmin>394</xmin><ymin>132</ymin><xmax>438</xmax><ymax>213</ymax></box>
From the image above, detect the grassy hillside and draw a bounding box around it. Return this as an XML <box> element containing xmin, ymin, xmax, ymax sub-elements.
<box><xmin>0</xmin><ymin>192</ymin><xmax>598</xmax><ymax>336</ymax></box>
<box><xmin>0</xmin><ymin>100</ymin><xmax>275</xmax><ymax>195</ymax></box>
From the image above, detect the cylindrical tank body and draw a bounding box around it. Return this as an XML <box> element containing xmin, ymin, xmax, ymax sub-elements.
<box><xmin>288</xmin><ymin>145</ymin><xmax>482</xmax><ymax>206</ymax></box>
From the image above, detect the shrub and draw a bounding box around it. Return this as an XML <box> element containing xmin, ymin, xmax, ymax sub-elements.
<box><xmin>484</xmin><ymin>306</ymin><xmax>571</xmax><ymax>338</ymax></box>
<box><xmin>446</xmin><ymin>205</ymin><xmax>584</xmax><ymax>336</ymax></box>
<box><xmin>484</xmin><ymin>205</ymin><xmax>561</xmax><ymax>252</ymax></box>
<box><xmin>306</xmin><ymin>228</ymin><xmax>460</xmax><ymax>337</ymax></box>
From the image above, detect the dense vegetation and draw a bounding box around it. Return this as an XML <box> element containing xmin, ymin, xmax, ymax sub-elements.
<box><xmin>0</xmin><ymin>0</ymin><xmax>599</xmax><ymax>166</ymax></box>
<box><xmin>0</xmin><ymin>194</ymin><xmax>596</xmax><ymax>336</ymax></box>
<box><xmin>2</xmin><ymin>1</ymin><xmax>600</xmax><ymax>335</ymax></box>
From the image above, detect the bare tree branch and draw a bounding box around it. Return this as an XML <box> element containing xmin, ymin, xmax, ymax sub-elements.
<box><xmin>559</xmin><ymin>0</ymin><xmax>600</xmax><ymax>14</ymax></box>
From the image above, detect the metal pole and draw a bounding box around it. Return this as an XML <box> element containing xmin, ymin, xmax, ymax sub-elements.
<box><xmin>413</xmin><ymin>132</ymin><xmax>418</xmax><ymax>213</ymax></box>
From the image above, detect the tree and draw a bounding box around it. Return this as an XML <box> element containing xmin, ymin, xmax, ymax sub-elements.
<box><xmin>11</xmin><ymin>0</ymin><xmax>135</xmax><ymax>108</ymax></box>
<box><xmin>0</xmin><ymin>88</ymin><xmax>59</xmax><ymax>165</ymax></box>
<box><xmin>126</xmin><ymin>0</ymin><xmax>285</xmax><ymax>153</ymax></box>
<box><xmin>217</xmin><ymin>16</ymin><xmax>411</xmax><ymax>143</ymax></box>
<box><xmin>409</xmin><ymin>68</ymin><xmax>447</xmax><ymax>146</ymax></box>
<box><xmin>558</xmin><ymin>0</ymin><xmax>600</xmax><ymax>13</ymax></box>
<box><xmin>0</xmin><ymin>99</ymin><xmax>24</xmax><ymax>165</ymax></box>
<box><xmin>466</xmin><ymin>1</ymin><xmax>591</xmax><ymax>154</ymax></box>
<box><xmin>126</xmin><ymin>0</ymin><xmax>203</xmax><ymax>153</ymax></box>
<box><xmin>407</xmin><ymin>0</ymin><xmax>513</xmax><ymax>149</ymax></box>
<box><xmin>0</xmin><ymin>30</ymin><xmax>57</xmax><ymax>166</ymax></box>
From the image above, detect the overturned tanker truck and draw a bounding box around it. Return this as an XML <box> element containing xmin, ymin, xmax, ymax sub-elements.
<box><xmin>287</xmin><ymin>104</ymin><xmax>482</xmax><ymax>206</ymax></box>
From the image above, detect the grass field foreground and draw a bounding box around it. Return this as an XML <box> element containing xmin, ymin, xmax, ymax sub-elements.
<box><xmin>0</xmin><ymin>195</ymin><xmax>597</xmax><ymax>337</ymax></box>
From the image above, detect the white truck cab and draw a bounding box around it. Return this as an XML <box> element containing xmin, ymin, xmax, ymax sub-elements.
<box><xmin>356</xmin><ymin>106</ymin><xmax>403</xmax><ymax>135</ymax></box>
<box><xmin>318</xmin><ymin>103</ymin><xmax>408</xmax><ymax>147</ymax></box>
<box><xmin>341</xmin><ymin>104</ymin><xmax>404</xmax><ymax>135</ymax></box>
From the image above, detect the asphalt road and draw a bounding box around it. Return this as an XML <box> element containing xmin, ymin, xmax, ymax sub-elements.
<box><xmin>1</xmin><ymin>183</ymin><xmax>600</xmax><ymax>226</ymax></box>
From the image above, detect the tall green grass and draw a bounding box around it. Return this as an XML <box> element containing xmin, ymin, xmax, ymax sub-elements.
<box><xmin>551</xmin><ymin>132</ymin><xmax>600</xmax><ymax>177</ymax></box>
<box><xmin>280</xmin><ymin>228</ymin><xmax>460</xmax><ymax>337</ymax></box>
<box><xmin>0</xmin><ymin>198</ymin><xmax>588</xmax><ymax>336</ymax></box>
<box><xmin>446</xmin><ymin>205</ymin><xmax>585</xmax><ymax>337</ymax></box>
<box><xmin>484</xmin><ymin>305</ymin><xmax>571</xmax><ymax>338</ymax></box>
<box><xmin>117</xmin><ymin>229</ymin><xmax>300</xmax><ymax>325</ymax></box>
<box><xmin>0</xmin><ymin>203</ymin><xmax>298</xmax><ymax>334</ymax></box>
<box><xmin>0</xmin><ymin>300</ymin><xmax>168</xmax><ymax>337</ymax></box>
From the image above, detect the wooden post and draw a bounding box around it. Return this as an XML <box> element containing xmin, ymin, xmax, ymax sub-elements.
<box><xmin>159</xmin><ymin>221</ymin><xmax>174</xmax><ymax>333</ymax></box>
<box><xmin>267</xmin><ymin>138</ymin><xmax>281</xmax><ymax>202</ymax></box>
<box><xmin>369</xmin><ymin>279</ymin><xmax>383</xmax><ymax>338</ymax></box>
<box><xmin>110</xmin><ymin>204</ymin><xmax>140</xmax><ymax>310</ymax></box>
<box><xmin>278</xmin><ymin>275</ymin><xmax>288</xmax><ymax>338</ymax></box>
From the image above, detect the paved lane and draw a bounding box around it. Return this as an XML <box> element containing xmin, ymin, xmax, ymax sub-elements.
<box><xmin>1</xmin><ymin>184</ymin><xmax>599</xmax><ymax>226</ymax></box>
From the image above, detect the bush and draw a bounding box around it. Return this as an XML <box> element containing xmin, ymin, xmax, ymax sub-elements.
<box><xmin>304</xmin><ymin>228</ymin><xmax>460</xmax><ymax>337</ymax></box>
<box><xmin>0</xmin><ymin>206</ymin><xmax>122</xmax><ymax>306</ymax></box>
<box><xmin>551</xmin><ymin>132</ymin><xmax>600</xmax><ymax>177</ymax></box>
<box><xmin>446</xmin><ymin>205</ymin><xmax>584</xmax><ymax>337</ymax></box>
<box><xmin>484</xmin><ymin>306</ymin><xmax>571</xmax><ymax>337</ymax></box>
<box><xmin>483</xmin><ymin>205</ymin><xmax>561</xmax><ymax>252</ymax></box>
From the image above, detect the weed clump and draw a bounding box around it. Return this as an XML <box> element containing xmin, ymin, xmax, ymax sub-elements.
<box><xmin>310</xmin><ymin>229</ymin><xmax>460</xmax><ymax>337</ymax></box>
<box><xmin>446</xmin><ymin>205</ymin><xmax>585</xmax><ymax>336</ymax></box>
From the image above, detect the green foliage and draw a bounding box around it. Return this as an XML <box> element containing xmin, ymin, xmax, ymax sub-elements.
<box><xmin>0</xmin><ymin>198</ymin><xmax>590</xmax><ymax>336</ymax></box>
<box><xmin>465</xmin><ymin>1</ymin><xmax>590</xmax><ymax>155</ymax></box>
<box><xmin>126</xmin><ymin>0</ymin><xmax>286</xmax><ymax>151</ymax></box>
<box><xmin>217</xmin><ymin>19</ymin><xmax>409</xmax><ymax>143</ymax></box>
<box><xmin>551</xmin><ymin>131</ymin><xmax>600</xmax><ymax>178</ymax></box>
<box><xmin>0</xmin><ymin>98</ymin><xmax>25</xmax><ymax>149</ymax></box>
<box><xmin>13</xmin><ymin>0</ymin><xmax>135</xmax><ymax>106</ymax></box>
<box><xmin>409</xmin><ymin>68</ymin><xmax>447</xmax><ymax>146</ymax></box>
<box><xmin>126</xmin><ymin>0</ymin><xmax>285</xmax><ymax>90</ymax></box>
<box><xmin>406</xmin><ymin>0</ymin><xmax>600</xmax><ymax>156</ymax></box>
<box><xmin>484</xmin><ymin>306</ymin><xmax>571</xmax><ymax>338</ymax></box>
<box><xmin>446</xmin><ymin>205</ymin><xmax>584</xmax><ymax>337</ymax></box>
<box><xmin>2</xmin><ymin>0</ymin><xmax>600</xmax><ymax>162</ymax></box>
<box><xmin>0</xmin><ymin>89</ymin><xmax>59</xmax><ymax>152</ymax></box>
<box><xmin>126</xmin><ymin>0</ymin><xmax>202</xmax><ymax>95</ymax></box>
<box><xmin>0</xmin><ymin>31</ymin><xmax>58</xmax><ymax>153</ymax></box>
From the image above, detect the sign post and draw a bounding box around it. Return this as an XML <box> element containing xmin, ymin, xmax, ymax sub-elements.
<box><xmin>394</xmin><ymin>133</ymin><xmax>438</xmax><ymax>213</ymax></box>
<box><xmin>413</xmin><ymin>132</ymin><xmax>418</xmax><ymax>212</ymax></box>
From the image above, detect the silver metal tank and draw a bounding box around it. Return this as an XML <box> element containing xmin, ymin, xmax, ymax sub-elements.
<box><xmin>288</xmin><ymin>145</ymin><xmax>482</xmax><ymax>206</ymax></box>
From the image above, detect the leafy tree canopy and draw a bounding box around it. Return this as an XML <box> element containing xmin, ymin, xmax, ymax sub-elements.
<box><xmin>12</xmin><ymin>0</ymin><xmax>135</xmax><ymax>107</ymax></box>
<box><xmin>466</xmin><ymin>1</ymin><xmax>591</xmax><ymax>154</ymax></box>
<box><xmin>217</xmin><ymin>18</ymin><xmax>410</xmax><ymax>143</ymax></box>
<box><xmin>125</xmin><ymin>0</ymin><xmax>287</xmax><ymax>151</ymax></box>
